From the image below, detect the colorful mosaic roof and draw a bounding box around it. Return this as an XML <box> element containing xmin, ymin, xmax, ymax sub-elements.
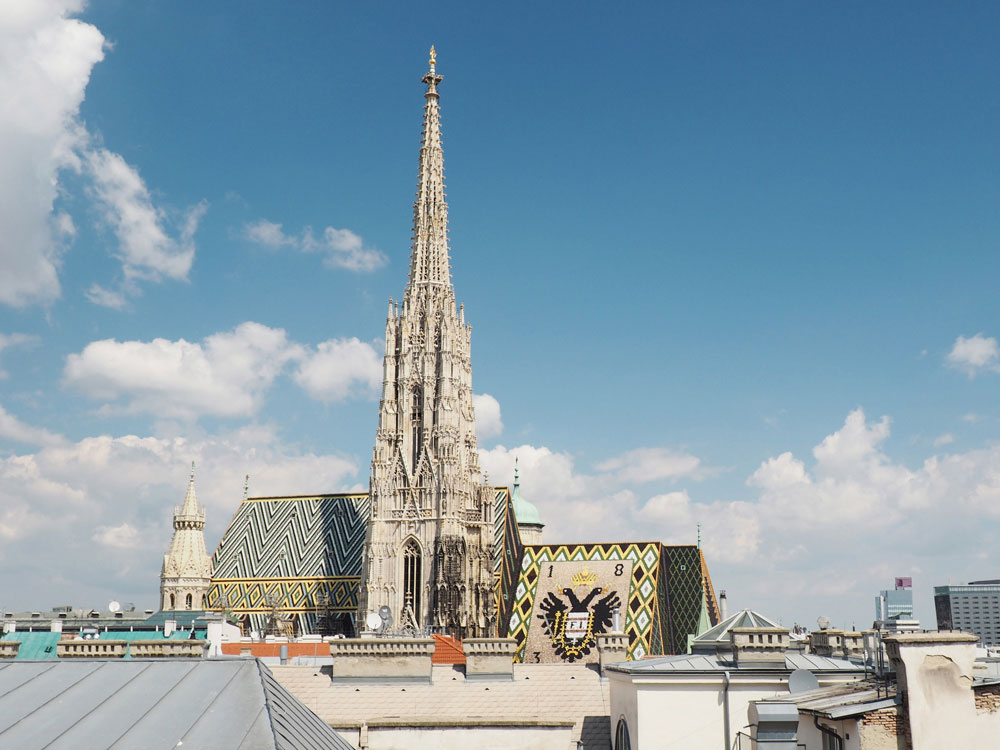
<box><xmin>208</xmin><ymin>488</ymin><xmax>519</xmax><ymax>635</ymax></box>
<box><xmin>505</xmin><ymin>543</ymin><xmax>718</xmax><ymax>663</ymax></box>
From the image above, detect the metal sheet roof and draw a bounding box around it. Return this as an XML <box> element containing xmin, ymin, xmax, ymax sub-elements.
<box><xmin>756</xmin><ymin>679</ymin><xmax>898</xmax><ymax>719</ymax></box>
<box><xmin>607</xmin><ymin>651</ymin><xmax>864</xmax><ymax>674</ymax></box>
<box><xmin>0</xmin><ymin>659</ymin><xmax>353</xmax><ymax>750</ymax></box>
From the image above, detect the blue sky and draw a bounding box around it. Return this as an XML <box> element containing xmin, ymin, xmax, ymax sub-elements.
<box><xmin>1</xmin><ymin>1</ymin><xmax>999</xmax><ymax>630</ymax></box>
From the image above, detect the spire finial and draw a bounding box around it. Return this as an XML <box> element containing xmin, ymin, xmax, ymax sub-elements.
<box><xmin>190</xmin><ymin>461</ymin><xmax>196</xmax><ymax>481</ymax></box>
<box><xmin>408</xmin><ymin>47</ymin><xmax>449</xmax><ymax>295</ymax></box>
<box><xmin>243</xmin><ymin>475</ymin><xmax>249</xmax><ymax>502</ymax></box>
<box><xmin>514</xmin><ymin>457</ymin><xmax>519</xmax><ymax>486</ymax></box>
<box><xmin>697</xmin><ymin>522</ymin><xmax>702</xmax><ymax>549</ymax></box>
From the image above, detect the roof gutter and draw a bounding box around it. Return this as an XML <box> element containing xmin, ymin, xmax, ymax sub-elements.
<box><xmin>814</xmin><ymin>715</ymin><xmax>844</xmax><ymax>750</ymax></box>
<box><xmin>722</xmin><ymin>670</ymin><xmax>731</xmax><ymax>750</ymax></box>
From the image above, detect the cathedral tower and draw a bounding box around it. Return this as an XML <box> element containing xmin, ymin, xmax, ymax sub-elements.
<box><xmin>160</xmin><ymin>464</ymin><xmax>212</xmax><ymax>611</ymax></box>
<box><xmin>359</xmin><ymin>48</ymin><xmax>495</xmax><ymax>638</ymax></box>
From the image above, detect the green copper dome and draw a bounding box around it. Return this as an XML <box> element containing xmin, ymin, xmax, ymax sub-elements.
<box><xmin>511</xmin><ymin>462</ymin><xmax>543</xmax><ymax>527</ymax></box>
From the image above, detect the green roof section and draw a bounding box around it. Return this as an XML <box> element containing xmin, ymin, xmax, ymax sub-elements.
<box><xmin>510</xmin><ymin>461</ymin><xmax>543</xmax><ymax>527</ymax></box>
<box><xmin>98</xmin><ymin>630</ymin><xmax>205</xmax><ymax>642</ymax></box>
<box><xmin>1</xmin><ymin>631</ymin><xmax>60</xmax><ymax>659</ymax></box>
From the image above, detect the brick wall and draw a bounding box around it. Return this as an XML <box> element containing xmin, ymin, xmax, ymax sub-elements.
<box><xmin>862</xmin><ymin>708</ymin><xmax>903</xmax><ymax>734</ymax></box>
<box><xmin>974</xmin><ymin>683</ymin><xmax>1000</xmax><ymax>713</ymax></box>
<box><xmin>861</xmin><ymin>706</ymin><xmax>911</xmax><ymax>749</ymax></box>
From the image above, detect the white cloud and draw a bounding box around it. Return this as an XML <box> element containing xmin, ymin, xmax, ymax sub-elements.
<box><xmin>84</xmin><ymin>148</ymin><xmax>207</xmax><ymax>306</ymax></box>
<box><xmin>596</xmin><ymin>446</ymin><xmax>704</xmax><ymax>483</ymax></box>
<box><xmin>245</xmin><ymin>219</ymin><xmax>293</xmax><ymax>247</ymax></box>
<box><xmin>92</xmin><ymin>522</ymin><xmax>141</xmax><ymax>550</ymax></box>
<box><xmin>933</xmin><ymin>433</ymin><xmax>956</xmax><ymax>447</ymax></box>
<box><xmin>482</xmin><ymin>409</ymin><xmax>1000</xmax><ymax>623</ymax></box>
<box><xmin>63</xmin><ymin>322</ymin><xmax>303</xmax><ymax>419</ymax></box>
<box><xmin>473</xmin><ymin>393</ymin><xmax>503</xmax><ymax>440</ymax></box>
<box><xmin>293</xmin><ymin>337</ymin><xmax>382</xmax><ymax>403</ymax></box>
<box><xmin>0</xmin><ymin>3</ymin><xmax>205</xmax><ymax>309</ymax></box>
<box><xmin>0</xmin><ymin>416</ymin><xmax>360</xmax><ymax>607</ymax></box>
<box><xmin>0</xmin><ymin>1</ymin><xmax>104</xmax><ymax>306</ymax></box>
<box><xmin>478</xmin><ymin>443</ymin><xmax>752</xmax><ymax>562</ymax></box>
<box><xmin>963</xmin><ymin>412</ymin><xmax>983</xmax><ymax>423</ymax></box>
<box><xmin>0</xmin><ymin>404</ymin><xmax>65</xmax><ymax>447</ymax></box>
<box><xmin>946</xmin><ymin>333</ymin><xmax>1000</xmax><ymax>377</ymax></box>
<box><xmin>245</xmin><ymin>219</ymin><xmax>387</xmax><ymax>272</ymax></box>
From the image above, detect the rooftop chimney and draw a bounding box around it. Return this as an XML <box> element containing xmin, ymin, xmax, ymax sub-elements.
<box><xmin>730</xmin><ymin>627</ymin><xmax>789</xmax><ymax>669</ymax></box>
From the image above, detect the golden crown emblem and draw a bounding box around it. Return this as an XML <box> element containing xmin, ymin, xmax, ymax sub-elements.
<box><xmin>571</xmin><ymin>567</ymin><xmax>598</xmax><ymax>587</ymax></box>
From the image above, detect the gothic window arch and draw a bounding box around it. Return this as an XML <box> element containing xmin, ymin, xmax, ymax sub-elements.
<box><xmin>185</xmin><ymin>593</ymin><xmax>193</xmax><ymax>610</ymax></box>
<box><xmin>615</xmin><ymin>718</ymin><xmax>631</xmax><ymax>750</ymax></box>
<box><xmin>402</xmin><ymin>538</ymin><xmax>422</xmax><ymax>622</ymax></box>
<box><xmin>169</xmin><ymin>593</ymin><xmax>175</xmax><ymax>610</ymax></box>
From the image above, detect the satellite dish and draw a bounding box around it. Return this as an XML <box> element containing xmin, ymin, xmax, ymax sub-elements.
<box><xmin>788</xmin><ymin>668</ymin><xmax>820</xmax><ymax>694</ymax></box>
<box><xmin>365</xmin><ymin>612</ymin><xmax>382</xmax><ymax>631</ymax></box>
<box><xmin>108</xmin><ymin>601</ymin><xmax>121</xmax><ymax>613</ymax></box>
<box><xmin>817</xmin><ymin>615</ymin><xmax>831</xmax><ymax>630</ymax></box>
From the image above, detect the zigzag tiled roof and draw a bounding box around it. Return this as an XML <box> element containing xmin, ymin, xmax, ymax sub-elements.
<box><xmin>208</xmin><ymin>489</ymin><xmax>518</xmax><ymax>634</ymax></box>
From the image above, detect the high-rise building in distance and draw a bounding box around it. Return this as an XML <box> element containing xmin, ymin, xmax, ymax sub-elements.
<box><xmin>934</xmin><ymin>580</ymin><xmax>1000</xmax><ymax>646</ymax></box>
<box><xmin>875</xmin><ymin>576</ymin><xmax>913</xmax><ymax>622</ymax></box>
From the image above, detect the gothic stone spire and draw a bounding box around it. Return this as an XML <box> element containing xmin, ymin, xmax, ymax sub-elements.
<box><xmin>360</xmin><ymin>49</ymin><xmax>495</xmax><ymax>639</ymax></box>
<box><xmin>406</xmin><ymin>45</ymin><xmax>452</xmax><ymax>299</ymax></box>
<box><xmin>160</xmin><ymin>463</ymin><xmax>212</xmax><ymax>611</ymax></box>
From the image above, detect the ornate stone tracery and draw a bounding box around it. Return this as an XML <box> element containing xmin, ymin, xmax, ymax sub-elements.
<box><xmin>358</xmin><ymin>49</ymin><xmax>494</xmax><ymax>638</ymax></box>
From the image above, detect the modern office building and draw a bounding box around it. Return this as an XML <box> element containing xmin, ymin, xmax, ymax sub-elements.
<box><xmin>876</xmin><ymin>576</ymin><xmax>914</xmax><ymax>621</ymax></box>
<box><xmin>934</xmin><ymin>580</ymin><xmax>1000</xmax><ymax>646</ymax></box>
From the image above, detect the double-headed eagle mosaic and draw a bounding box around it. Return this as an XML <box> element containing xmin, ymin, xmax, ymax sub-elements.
<box><xmin>538</xmin><ymin>585</ymin><xmax>621</xmax><ymax>662</ymax></box>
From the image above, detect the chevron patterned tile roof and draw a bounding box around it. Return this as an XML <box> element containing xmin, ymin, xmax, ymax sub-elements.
<box><xmin>208</xmin><ymin>489</ymin><xmax>519</xmax><ymax>636</ymax></box>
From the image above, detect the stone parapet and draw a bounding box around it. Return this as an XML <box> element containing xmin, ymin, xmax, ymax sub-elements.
<box><xmin>330</xmin><ymin>638</ymin><xmax>435</xmax><ymax>681</ymax></box>
<box><xmin>462</xmin><ymin>638</ymin><xmax>516</xmax><ymax>679</ymax></box>
<box><xmin>57</xmin><ymin>640</ymin><xmax>128</xmax><ymax>658</ymax></box>
<box><xmin>596</xmin><ymin>633</ymin><xmax>628</xmax><ymax>674</ymax></box>
<box><xmin>129</xmin><ymin>640</ymin><xmax>205</xmax><ymax>658</ymax></box>
<box><xmin>0</xmin><ymin>641</ymin><xmax>19</xmax><ymax>659</ymax></box>
<box><xmin>811</xmin><ymin>629</ymin><xmax>864</xmax><ymax>659</ymax></box>
<box><xmin>731</xmin><ymin>627</ymin><xmax>790</xmax><ymax>667</ymax></box>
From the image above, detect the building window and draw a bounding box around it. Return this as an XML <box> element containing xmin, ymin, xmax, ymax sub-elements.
<box><xmin>615</xmin><ymin>718</ymin><xmax>631</xmax><ymax>750</ymax></box>
<box><xmin>169</xmin><ymin>593</ymin><xmax>175</xmax><ymax>609</ymax></box>
<box><xmin>411</xmin><ymin>387</ymin><xmax>423</xmax><ymax>469</ymax></box>
<box><xmin>403</xmin><ymin>540</ymin><xmax>422</xmax><ymax>622</ymax></box>
<box><xmin>185</xmin><ymin>593</ymin><xmax>193</xmax><ymax>610</ymax></box>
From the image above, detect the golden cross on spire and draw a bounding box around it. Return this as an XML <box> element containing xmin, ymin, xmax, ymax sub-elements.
<box><xmin>429</xmin><ymin>45</ymin><xmax>436</xmax><ymax>72</ymax></box>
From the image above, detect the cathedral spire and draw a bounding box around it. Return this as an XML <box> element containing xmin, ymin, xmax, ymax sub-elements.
<box><xmin>361</xmin><ymin>50</ymin><xmax>494</xmax><ymax>639</ymax></box>
<box><xmin>161</xmin><ymin>464</ymin><xmax>212</xmax><ymax>612</ymax></box>
<box><xmin>406</xmin><ymin>45</ymin><xmax>451</xmax><ymax>298</ymax></box>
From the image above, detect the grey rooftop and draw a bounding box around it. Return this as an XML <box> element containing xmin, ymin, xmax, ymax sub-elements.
<box><xmin>0</xmin><ymin>658</ymin><xmax>353</xmax><ymax>750</ymax></box>
<box><xmin>606</xmin><ymin>651</ymin><xmax>864</xmax><ymax>674</ymax></box>
<box><xmin>757</xmin><ymin>679</ymin><xmax>898</xmax><ymax>719</ymax></box>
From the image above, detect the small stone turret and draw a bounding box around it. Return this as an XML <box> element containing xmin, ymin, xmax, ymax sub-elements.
<box><xmin>160</xmin><ymin>463</ymin><xmax>212</xmax><ymax>611</ymax></box>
